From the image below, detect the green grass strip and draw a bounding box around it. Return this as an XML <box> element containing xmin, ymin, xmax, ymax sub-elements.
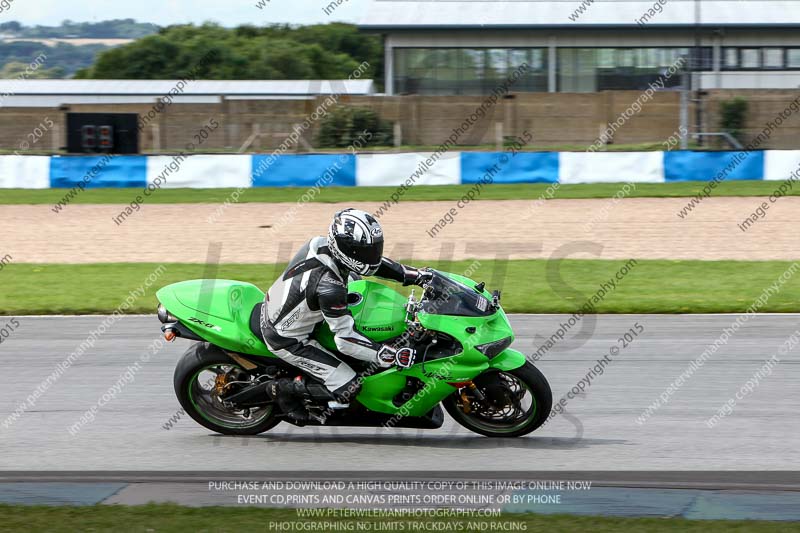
<box><xmin>1</xmin><ymin>259</ymin><xmax>798</xmax><ymax>315</ymax></box>
<box><xmin>0</xmin><ymin>504</ymin><xmax>794</xmax><ymax>533</ymax></box>
<box><xmin>1</xmin><ymin>179</ymin><xmax>796</xmax><ymax>205</ymax></box>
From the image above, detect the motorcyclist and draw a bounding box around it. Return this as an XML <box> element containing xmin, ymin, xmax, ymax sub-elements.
<box><xmin>260</xmin><ymin>208</ymin><xmax>431</xmax><ymax>423</ymax></box>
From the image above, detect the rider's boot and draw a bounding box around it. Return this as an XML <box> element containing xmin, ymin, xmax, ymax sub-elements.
<box><xmin>266</xmin><ymin>375</ymin><xmax>362</xmax><ymax>421</ymax></box>
<box><xmin>265</xmin><ymin>377</ymin><xmax>312</xmax><ymax>425</ymax></box>
<box><xmin>326</xmin><ymin>376</ymin><xmax>363</xmax><ymax>410</ymax></box>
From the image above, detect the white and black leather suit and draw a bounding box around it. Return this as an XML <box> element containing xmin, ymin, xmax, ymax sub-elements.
<box><xmin>259</xmin><ymin>236</ymin><xmax>420</xmax><ymax>398</ymax></box>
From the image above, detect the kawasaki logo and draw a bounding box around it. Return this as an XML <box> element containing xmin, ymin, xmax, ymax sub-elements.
<box><xmin>363</xmin><ymin>325</ymin><xmax>394</xmax><ymax>332</ymax></box>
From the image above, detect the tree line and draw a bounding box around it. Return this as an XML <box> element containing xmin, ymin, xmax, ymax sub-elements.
<box><xmin>0</xmin><ymin>19</ymin><xmax>159</xmax><ymax>39</ymax></box>
<box><xmin>0</xmin><ymin>21</ymin><xmax>382</xmax><ymax>84</ymax></box>
<box><xmin>74</xmin><ymin>23</ymin><xmax>383</xmax><ymax>86</ymax></box>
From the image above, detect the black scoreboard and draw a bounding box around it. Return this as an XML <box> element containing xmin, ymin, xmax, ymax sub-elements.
<box><xmin>66</xmin><ymin>113</ymin><xmax>139</xmax><ymax>154</ymax></box>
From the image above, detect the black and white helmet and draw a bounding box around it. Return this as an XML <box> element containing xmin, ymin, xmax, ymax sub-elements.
<box><xmin>327</xmin><ymin>208</ymin><xmax>384</xmax><ymax>275</ymax></box>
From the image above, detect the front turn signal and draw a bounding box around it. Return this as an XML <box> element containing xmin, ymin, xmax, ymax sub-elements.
<box><xmin>164</xmin><ymin>329</ymin><xmax>176</xmax><ymax>342</ymax></box>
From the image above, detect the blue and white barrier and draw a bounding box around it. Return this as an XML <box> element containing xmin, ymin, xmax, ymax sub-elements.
<box><xmin>147</xmin><ymin>154</ymin><xmax>252</xmax><ymax>189</ymax></box>
<box><xmin>559</xmin><ymin>152</ymin><xmax>664</xmax><ymax>184</ymax></box>
<box><xmin>461</xmin><ymin>152</ymin><xmax>558</xmax><ymax>184</ymax></box>
<box><xmin>0</xmin><ymin>150</ymin><xmax>795</xmax><ymax>189</ymax></box>
<box><xmin>253</xmin><ymin>154</ymin><xmax>356</xmax><ymax>187</ymax></box>
<box><xmin>357</xmin><ymin>152</ymin><xmax>461</xmax><ymax>186</ymax></box>
<box><xmin>663</xmin><ymin>151</ymin><xmax>764</xmax><ymax>182</ymax></box>
<box><xmin>0</xmin><ymin>156</ymin><xmax>50</xmax><ymax>189</ymax></box>
<box><xmin>763</xmin><ymin>150</ymin><xmax>800</xmax><ymax>181</ymax></box>
<box><xmin>49</xmin><ymin>155</ymin><xmax>146</xmax><ymax>189</ymax></box>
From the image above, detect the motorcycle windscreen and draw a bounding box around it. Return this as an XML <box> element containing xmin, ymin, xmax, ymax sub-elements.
<box><xmin>420</xmin><ymin>275</ymin><xmax>494</xmax><ymax>317</ymax></box>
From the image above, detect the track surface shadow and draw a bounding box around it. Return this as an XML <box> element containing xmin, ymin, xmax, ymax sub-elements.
<box><xmin>207</xmin><ymin>433</ymin><xmax>627</xmax><ymax>450</ymax></box>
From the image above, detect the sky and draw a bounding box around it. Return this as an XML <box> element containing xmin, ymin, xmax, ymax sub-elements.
<box><xmin>1</xmin><ymin>0</ymin><xmax>368</xmax><ymax>27</ymax></box>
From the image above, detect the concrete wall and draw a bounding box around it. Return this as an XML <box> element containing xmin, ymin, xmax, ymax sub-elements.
<box><xmin>1</xmin><ymin>89</ymin><xmax>798</xmax><ymax>153</ymax></box>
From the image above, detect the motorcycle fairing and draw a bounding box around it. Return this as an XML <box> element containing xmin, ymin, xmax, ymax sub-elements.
<box><xmin>156</xmin><ymin>279</ymin><xmax>273</xmax><ymax>356</ymax></box>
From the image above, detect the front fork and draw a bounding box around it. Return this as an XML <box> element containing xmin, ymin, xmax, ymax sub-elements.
<box><xmin>454</xmin><ymin>348</ymin><xmax>527</xmax><ymax>413</ymax></box>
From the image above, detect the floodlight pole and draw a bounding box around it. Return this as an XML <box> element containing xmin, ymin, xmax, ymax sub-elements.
<box><xmin>694</xmin><ymin>0</ymin><xmax>703</xmax><ymax>147</ymax></box>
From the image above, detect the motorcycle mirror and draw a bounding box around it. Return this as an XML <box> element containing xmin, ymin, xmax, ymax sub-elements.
<box><xmin>492</xmin><ymin>290</ymin><xmax>501</xmax><ymax>307</ymax></box>
<box><xmin>474</xmin><ymin>282</ymin><xmax>485</xmax><ymax>293</ymax></box>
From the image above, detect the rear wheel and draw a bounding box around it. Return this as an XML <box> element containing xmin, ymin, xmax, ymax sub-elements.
<box><xmin>443</xmin><ymin>362</ymin><xmax>552</xmax><ymax>438</ymax></box>
<box><xmin>174</xmin><ymin>342</ymin><xmax>280</xmax><ymax>435</ymax></box>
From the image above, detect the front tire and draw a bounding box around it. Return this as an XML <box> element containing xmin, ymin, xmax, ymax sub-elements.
<box><xmin>443</xmin><ymin>362</ymin><xmax>552</xmax><ymax>438</ymax></box>
<box><xmin>174</xmin><ymin>342</ymin><xmax>280</xmax><ymax>435</ymax></box>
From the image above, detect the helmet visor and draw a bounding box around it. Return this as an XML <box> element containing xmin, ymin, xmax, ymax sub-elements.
<box><xmin>339</xmin><ymin>237</ymin><xmax>384</xmax><ymax>267</ymax></box>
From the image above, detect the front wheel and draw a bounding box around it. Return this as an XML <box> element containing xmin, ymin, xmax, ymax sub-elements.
<box><xmin>443</xmin><ymin>362</ymin><xmax>552</xmax><ymax>438</ymax></box>
<box><xmin>174</xmin><ymin>342</ymin><xmax>280</xmax><ymax>435</ymax></box>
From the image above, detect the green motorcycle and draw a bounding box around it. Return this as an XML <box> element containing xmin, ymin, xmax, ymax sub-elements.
<box><xmin>156</xmin><ymin>270</ymin><xmax>551</xmax><ymax>438</ymax></box>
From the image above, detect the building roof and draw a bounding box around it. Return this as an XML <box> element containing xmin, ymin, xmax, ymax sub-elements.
<box><xmin>359</xmin><ymin>0</ymin><xmax>800</xmax><ymax>29</ymax></box>
<box><xmin>0</xmin><ymin>79</ymin><xmax>375</xmax><ymax>107</ymax></box>
<box><xmin>0</xmin><ymin>79</ymin><xmax>375</xmax><ymax>97</ymax></box>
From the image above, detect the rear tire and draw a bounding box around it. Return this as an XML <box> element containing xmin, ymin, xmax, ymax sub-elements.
<box><xmin>443</xmin><ymin>362</ymin><xmax>552</xmax><ymax>438</ymax></box>
<box><xmin>174</xmin><ymin>342</ymin><xmax>281</xmax><ymax>435</ymax></box>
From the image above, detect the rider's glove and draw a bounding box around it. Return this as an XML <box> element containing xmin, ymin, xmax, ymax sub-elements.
<box><xmin>377</xmin><ymin>345</ymin><xmax>396</xmax><ymax>367</ymax></box>
<box><xmin>377</xmin><ymin>345</ymin><xmax>416</xmax><ymax>369</ymax></box>
<box><xmin>394</xmin><ymin>347</ymin><xmax>415</xmax><ymax>368</ymax></box>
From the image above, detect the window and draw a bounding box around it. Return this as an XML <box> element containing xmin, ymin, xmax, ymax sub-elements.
<box><xmin>598</xmin><ymin>49</ymin><xmax>615</xmax><ymax>69</ymax></box>
<box><xmin>659</xmin><ymin>49</ymin><xmax>671</xmax><ymax>66</ymax></box>
<box><xmin>460</xmin><ymin>49</ymin><xmax>485</xmax><ymax>93</ymax></box>
<box><xmin>437</xmin><ymin>49</ymin><xmax>461</xmax><ymax>94</ymax></box>
<box><xmin>557</xmin><ymin>47</ymin><xmax>689</xmax><ymax>92</ymax></box>
<box><xmin>393</xmin><ymin>47</ymin><xmax>547</xmax><ymax>95</ymax></box>
<box><xmin>487</xmin><ymin>49</ymin><xmax>508</xmax><ymax>81</ymax></box>
<box><xmin>723</xmin><ymin>48</ymin><xmax>738</xmax><ymax>69</ymax></box>
<box><xmin>689</xmin><ymin>47</ymin><xmax>713</xmax><ymax>70</ymax></box>
<box><xmin>509</xmin><ymin>49</ymin><xmax>529</xmax><ymax>70</ymax></box>
<box><xmin>619</xmin><ymin>49</ymin><xmax>635</xmax><ymax>67</ymax></box>
<box><xmin>723</xmin><ymin>47</ymin><xmax>795</xmax><ymax>70</ymax></box>
<box><xmin>788</xmin><ymin>49</ymin><xmax>800</xmax><ymax>68</ymax></box>
<box><xmin>740</xmin><ymin>48</ymin><xmax>760</xmax><ymax>69</ymax></box>
<box><xmin>640</xmin><ymin>48</ymin><xmax>659</xmax><ymax>68</ymax></box>
<box><xmin>559</xmin><ymin>49</ymin><xmax>599</xmax><ymax>92</ymax></box>
<box><xmin>763</xmin><ymin>48</ymin><xmax>784</xmax><ymax>69</ymax></box>
<box><xmin>530</xmin><ymin>49</ymin><xmax>545</xmax><ymax>70</ymax></box>
<box><xmin>509</xmin><ymin>49</ymin><xmax>532</xmax><ymax>90</ymax></box>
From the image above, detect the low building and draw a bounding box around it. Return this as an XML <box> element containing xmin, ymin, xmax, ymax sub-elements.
<box><xmin>0</xmin><ymin>79</ymin><xmax>375</xmax><ymax>152</ymax></box>
<box><xmin>359</xmin><ymin>0</ymin><xmax>800</xmax><ymax>94</ymax></box>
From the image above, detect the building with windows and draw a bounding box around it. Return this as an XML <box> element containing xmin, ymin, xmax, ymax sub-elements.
<box><xmin>360</xmin><ymin>0</ymin><xmax>800</xmax><ymax>94</ymax></box>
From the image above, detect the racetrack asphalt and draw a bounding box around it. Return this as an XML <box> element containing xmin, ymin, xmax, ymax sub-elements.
<box><xmin>1</xmin><ymin>313</ymin><xmax>798</xmax><ymax>474</ymax></box>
